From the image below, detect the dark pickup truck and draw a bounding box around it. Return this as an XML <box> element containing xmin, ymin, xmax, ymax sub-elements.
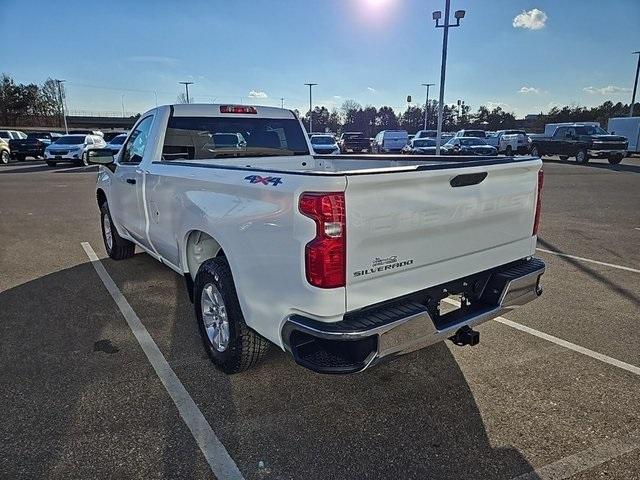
<box><xmin>338</xmin><ymin>132</ymin><xmax>371</xmax><ymax>153</ymax></box>
<box><xmin>9</xmin><ymin>132</ymin><xmax>62</xmax><ymax>161</ymax></box>
<box><xmin>529</xmin><ymin>124</ymin><xmax>628</xmax><ymax>164</ymax></box>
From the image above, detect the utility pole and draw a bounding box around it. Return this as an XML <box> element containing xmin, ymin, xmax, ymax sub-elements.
<box><xmin>630</xmin><ymin>51</ymin><xmax>640</xmax><ymax>117</ymax></box>
<box><xmin>179</xmin><ymin>81</ymin><xmax>194</xmax><ymax>103</ymax></box>
<box><xmin>281</xmin><ymin>97</ymin><xmax>285</xmax><ymax>108</ymax></box>
<box><xmin>54</xmin><ymin>79</ymin><xmax>68</xmax><ymax>133</ymax></box>
<box><xmin>121</xmin><ymin>94</ymin><xmax>126</xmax><ymax>117</ymax></box>
<box><xmin>422</xmin><ymin>83</ymin><xmax>434</xmax><ymax>130</ymax></box>
<box><xmin>432</xmin><ymin>1</ymin><xmax>465</xmax><ymax>155</ymax></box>
<box><xmin>304</xmin><ymin>83</ymin><xmax>317</xmax><ymax>133</ymax></box>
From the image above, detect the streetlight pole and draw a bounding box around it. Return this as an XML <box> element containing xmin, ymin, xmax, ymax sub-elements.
<box><xmin>630</xmin><ymin>51</ymin><xmax>640</xmax><ymax>117</ymax></box>
<box><xmin>432</xmin><ymin>0</ymin><xmax>465</xmax><ymax>155</ymax></box>
<box><xmin>281</xmin><ymin>97</ymin><xmax>285</xmax><ymax>108</ymax></box>
<box><xmin>179</xmin><ymin>81</ymin><xmax>194</xmax><ymax>103</ymax></box>
<box><xmin>54</xmin><ymin>79</ymin><xmax>68</xmax><ymax>133</ymax></box>
<box><xmin>121</xmin><ymin>94</ymin><xmax>125</xmax><ymax>117</ymax></box>
<box><xmin>422</xmin><ymin>83</ymin><xmax>434</xmax><ymax>130</ymax></box>
<box><xmin>304</xmin><ymin>83</ymin><xmax>317</xmax><ymax>133</ymax></box>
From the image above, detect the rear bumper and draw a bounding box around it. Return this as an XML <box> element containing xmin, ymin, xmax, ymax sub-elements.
<box><xmin>587</xmin><ymin>149</ymin><xmax>626</xmax><ymax>158</ymax></box>
<box><xmin>282</xmin><ymin>258</ymin><xmax>545</xmax><ymax>374</ymax></box>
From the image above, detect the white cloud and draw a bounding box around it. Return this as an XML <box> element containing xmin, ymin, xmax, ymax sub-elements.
<box><xmin>333</xmin><ymin>95</ymin><xmax>342</xmax><ymax>99</ymax></box>
<box><xmin>248</xmin><ymin>90</ymin><xmax>268</xmax><ymax>98</ymax></box>
<box><xmin>367</xmin><ymin>87</ymin><xmax>376</xmax><ymax>93</ymax></box>
<box><xmin>582</xmin><ymin>85</ymin><xmax>632</xmax><ymax>95</ymax></box>
<box><xmin>486</xmin><ymin>101</ymin><xmax>510</xmax><ymax>110</ymax></box>
<box><xmin>519</xmin><ymin>86</ymin><xmax>540</xmax><ymax>94</ymax></box>
<box><xmin>513</xmin><ymin>8</ymin><xmax>547</xmax><ymax>30</ymax></box>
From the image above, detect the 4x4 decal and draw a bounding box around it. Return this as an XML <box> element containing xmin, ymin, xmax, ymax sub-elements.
<box><xmin>244</xmin><ymin>175</ymin><xmax>283</xmax><ymax>186</ymax></box>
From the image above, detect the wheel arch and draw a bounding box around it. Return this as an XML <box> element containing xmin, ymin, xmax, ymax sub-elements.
<box><xmin>182</xmin><ymin>229</ymin><xmax>227</xmax><ymax>280</ymax></box>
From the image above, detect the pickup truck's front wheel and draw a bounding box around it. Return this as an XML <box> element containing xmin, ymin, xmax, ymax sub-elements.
<box><xmin>195</xmin><ymin>258</ymin><xmax>269</xmax><ymax>374</ymax></box>
<box><xmin>100</xmin><ymin>203</ymin><xmax>135</xmax><ymax>260</ymax></box>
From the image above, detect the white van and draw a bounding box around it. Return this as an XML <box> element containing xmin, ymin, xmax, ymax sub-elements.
<box><xmin>373</xmin><ymin>130</ymin><xmax>409</xmax><ymax>153</ymax></box>
<box><xmin>608</xmin><ymin>117</ymin><xmax>639</xmax><ymax>153</ymax></box>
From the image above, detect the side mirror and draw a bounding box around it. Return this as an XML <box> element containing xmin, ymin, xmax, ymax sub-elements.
<box><xmin>88</xmin><ymin>148</ymin><xmax>115</xmax><ymax>165</ymax></box>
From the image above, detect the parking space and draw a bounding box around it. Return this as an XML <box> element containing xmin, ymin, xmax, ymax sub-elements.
<box><xmin>1</xmin><ymin>157</ymin><xmax>639</xmax><ymax>479</ymax></box>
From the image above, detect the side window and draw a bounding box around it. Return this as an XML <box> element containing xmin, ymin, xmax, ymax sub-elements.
<box><xmin>121</xmin><ymin>116</ymin><xmax>154</xmax><ymax>164</ymax></box>
<box><xmin>554</xmin><ymin>127</ymin><xmax>567</xmax><ymax>138</ymax></box>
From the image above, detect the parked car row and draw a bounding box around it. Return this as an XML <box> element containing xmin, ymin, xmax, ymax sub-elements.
<box><xmin>0</xmin><ymin>128</ymin><xmax>128</xmax><ymax>165</ymax></box>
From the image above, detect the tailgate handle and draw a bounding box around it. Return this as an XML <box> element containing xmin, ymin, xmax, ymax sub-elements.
<box><xmin>450</xmin><ymin>172</ymin><xmax>487</xmax><ymax>187</ymax></box>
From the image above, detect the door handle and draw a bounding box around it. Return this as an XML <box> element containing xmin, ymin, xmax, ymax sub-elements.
<box><xmin>126</xmin><ymin>178</ymin><xmax>136</xmax><ymax>184</ymax></box>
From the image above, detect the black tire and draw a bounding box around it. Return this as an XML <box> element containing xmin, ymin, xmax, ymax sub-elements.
<box><xmin>1</xmin><ymin>150</ymin><xmax>9</xmax><ymax>164</ymax></box>
<box><xmin>575</xmin><ymin>149</ymin><xmax>589</xmax><ymax>164</ymax></box>
<box><xmin>16</xmin><ymin>154</ymin><xmax>26</xmax><ymax>162</ymax></box>
<box><xmin>559</xmin><ymin>155</ymin><xmax>569</xmax><ymax>161</ymax></box>
<box><xmin>100</xmin><ymin>202</ymin><xmax>135</xmax><ymax>260</ymax></box>
<box><xmin>46</xmin><ymin>161</ymin><xmax>57</xmax><ymax>167</ymax></box>
<box><xmin>195</xmin><ymin>258</ymin><xmax>269</xmax><ymax>374</ymax></box>
<box><xmin>608</xmin><ymin>155</ymin><xmax>623</xmax><ymax>165</ymax></box>
<box><xmin>530</xmin><ymin>146</ymin><xmax>541</xmax><ymax>158</ymax></box>
<box><xmin>505</xmin><ymin>145</ymin><xmax>513</xmax><ymax>156</ymax></box>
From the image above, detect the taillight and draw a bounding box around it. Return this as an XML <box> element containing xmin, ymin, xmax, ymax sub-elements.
<box><xmin>533</xmin><ymin>169</ymin><xmax>544</xmax><ymax>235</ymax></box>
<box><xmin>299</xmin><ymin>192</ymin><xmax>346</xmax><ymax>288</ymax></box>
<box><xmin>219</xmin><ymin>105</ymin><xmax>257</xmax><ymax>114</ymax></box>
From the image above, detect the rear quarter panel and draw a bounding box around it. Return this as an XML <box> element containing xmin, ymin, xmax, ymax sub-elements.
<box><xmin>144</xmin><ymin>162</ymin><xmax>348</xmax><ymax>348</ymax></box>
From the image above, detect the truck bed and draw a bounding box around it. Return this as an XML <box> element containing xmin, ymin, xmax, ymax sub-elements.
<box><xmin>156</xmin><ymin>154</ymin><xmax>537</xmax><ymax>175</ymax></box>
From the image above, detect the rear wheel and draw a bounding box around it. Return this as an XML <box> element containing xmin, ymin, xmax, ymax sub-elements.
<box><xmin>505</xmin><ymin>145</ymin><xmax>513</xmax><ymax>156</ymax></box>
<box><xmin>1</xmin><ymin>150</ymin><xmax>9</xmax><ymax>164</ymax></box>
<box><xmin>575</xmin><ymin>149</ymin><xmax>589</xmax><ymax>164</ymax></box>
<box><xmin>559</xmin><ymin>155</ymin><xmax>569</xmax><ymax>161</ymax></box>
<box><xmin>16</xmin><ymin>154</ymin><xmax>26</xmax><ymax>162</ymax></box>
<box><xmin>46</xmin><ymin>161</ymin><xmax>57</xmax><ymax>167</ymax></box>
<box><xmin>100</xmin><ymin>203</ymin><xmax>135</xmax><ymax>260</ymax></box>
<box><xmin>608</xmin><ymin>154</ymin><xmax>624</xmax><ymax>165</ymax></box>
<box><xmin>195</xmin><ymin>258</ymin><xmax>270</xmax><ymax>374</ymax></box>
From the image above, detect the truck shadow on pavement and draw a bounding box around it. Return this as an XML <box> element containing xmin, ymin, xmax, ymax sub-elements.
<box><xmin>538</xmin><ymin>238</ymin><xmax>639</xmax><ymax>307</ymax></box>
<box><xmin>0</xmin><ymin>253</ymin><xmax>540</xmax><ymax>480</ymax></box>
<box><xmin>101</xmin><ymin>253</ymin><xmax>540</xmax><ymax>480</ymax></box>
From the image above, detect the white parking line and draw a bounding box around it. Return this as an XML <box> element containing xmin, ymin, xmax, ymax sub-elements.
<box><xmin>81</xmin><ymin>242</ymin><xmax>244</xmax><ymax>480</ymax></box>
<box><xmin>510</xmin><ymin>433</ymin><xmax>640</xmax><ymax>480</ymax></box>
<box><xmin>442</xmin><ymin>298</ymin><xmax>640</xmax><ymax>377</ymax></box>
<box><xmin>536</xmin><ymin>248</ymin><xmax>640</xmax><ymax>274</ymax></box>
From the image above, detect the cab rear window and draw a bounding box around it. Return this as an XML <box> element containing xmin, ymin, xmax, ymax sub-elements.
<box><xmin>162</xmin><ymin>116</ymin><xmax>310</xmax><ymax>160</ymax></box>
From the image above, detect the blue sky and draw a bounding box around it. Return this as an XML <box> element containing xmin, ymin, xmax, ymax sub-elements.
<box><xmin>1</xmin><ymin>0</ymin><xmax>638</xmax><ymax>117</ymax></box>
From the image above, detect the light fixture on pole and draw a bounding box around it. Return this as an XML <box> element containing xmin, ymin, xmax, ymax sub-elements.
<box><xmin>421</xmin><ymin>83</ymin><xmax>435</xmax><ymax>130</ymax></box>
<box><xmin>54</xmin><ymin>79</ymin><xmax>68</xmax><ymax>133</ymax></box>
<box><xmin>179</xmin><ymin>81</ymin><xmax>194</xmax><ymax>103</ymax></box>
<box><xmin>630</xmin><ymin>51</ymin><xmax>640</xmax><ymax>117</ymax></box>
<box><xmin>304</xmin><ymin>83</ymin><xmax>317</xmax><ymax>133</ymax></box>
<box><xmin>432</xmin><ymin>1</ymin><xmax>465</xmax><ymax>155</ymax></box>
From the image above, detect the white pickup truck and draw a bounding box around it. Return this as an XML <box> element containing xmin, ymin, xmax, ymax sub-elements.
<box><xmin>90</xmin><ymin>104</ymin><xmax>545</xmax><ymax>374</ymax></box>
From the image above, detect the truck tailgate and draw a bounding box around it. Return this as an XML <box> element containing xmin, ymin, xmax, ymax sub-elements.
<box><xmin>345</xmin><ymin>159</ymin><xmax>540</xmax><ymax>311</ymax></box>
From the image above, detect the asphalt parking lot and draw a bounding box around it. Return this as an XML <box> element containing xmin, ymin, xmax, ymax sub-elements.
<box><xmin>1</xmin><ymin>156</ymin><xmax>639</xmax><ymax>480</ymax></box>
